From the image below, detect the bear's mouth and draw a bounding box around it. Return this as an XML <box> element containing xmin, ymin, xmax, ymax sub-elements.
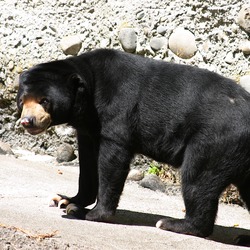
<box><xmin>24</xmin><ymin>126</ymin><xmax>49</xmax><ymax>135</ymax></box>
<box><xmin>20</xmin><ymin>97</ymin><xmax>52</xmax><ymax>135</ymax></box>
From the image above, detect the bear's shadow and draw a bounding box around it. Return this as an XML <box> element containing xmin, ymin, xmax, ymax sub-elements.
<box><xmin>115</xmin><ymin>209</ymin><xmax>250</xmax><ymax>246</ymax></box>
<box><xmin>63</xmin><ymin>209</ymin><xmax>250</xmax><ymax>247</ymax></box>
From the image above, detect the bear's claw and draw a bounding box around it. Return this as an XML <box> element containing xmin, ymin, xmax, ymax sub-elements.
<box><xmin>49</xmin><ymin>194</ymin><xmax>70</xmax><ymax>208</ymax></box>
<box><xmin>58</xmin><ymin>199</ymin><xmax>70</xmax><ymax>208</ymax></box>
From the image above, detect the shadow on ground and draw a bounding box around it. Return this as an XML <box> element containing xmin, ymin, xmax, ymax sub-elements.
<box><xmin>115</xmin><ymin>209</ymin><xmax>250</xmax><ymax>247</ymax></box>
<box><xmin>63</xmin><ymin>208</ymin><xmax>250</xmax><ymax>247</ymax></box>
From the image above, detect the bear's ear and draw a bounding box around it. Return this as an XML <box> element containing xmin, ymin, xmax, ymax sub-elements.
<box><xmin>69</xmin><ymin>73</ymin><xmax>90</xmax><ymax>96</ymax></box>
<box><xmin>69</xmin><ymin>73</ymin><xmax>89</xmax><ymax>120</ymax></box>
<box><xmin>69</xmin><ymin>73</ymin><xmax>87</xmax><ymax>88</ymax></box>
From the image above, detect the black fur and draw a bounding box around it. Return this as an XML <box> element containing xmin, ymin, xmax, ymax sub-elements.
<box><xmin>17</xmin><ymin>49</ymin><xmax>250</xmax><ymax>242</ymax></box>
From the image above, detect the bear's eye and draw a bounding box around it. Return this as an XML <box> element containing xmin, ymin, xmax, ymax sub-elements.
<box><xmin>39</xmin><ymin>98</ymin><xmax>50</xmax><ymax>109</ymax></box>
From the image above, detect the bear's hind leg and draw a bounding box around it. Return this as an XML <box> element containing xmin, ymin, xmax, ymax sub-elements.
<box><xmin>157</xmin><ymin>162</ymin><xmax>229</xmax><ymax>237</ymax></box>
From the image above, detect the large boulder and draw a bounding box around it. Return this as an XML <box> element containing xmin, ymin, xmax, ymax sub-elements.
<box><xmin>60</xmin><ymin>35</ymin><xmax>82</xmax><ymax>56</ymax></box>
<box><xmin>237</xmin><ymin>5</ymin><xmax>250</xmax><ymax>34</ymax></box>
<box><xmin>168</xmin><ymin>28</ymin><xmax>197</xmax><ymax>59</ymax></box>
<box><xmin>119</xmin><ymin>28</ymin><xmax>137</xmax><ymax>53</ymax></box>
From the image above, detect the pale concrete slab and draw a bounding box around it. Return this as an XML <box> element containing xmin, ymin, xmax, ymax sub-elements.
<box><xmin>0</xmin><ymin>155</ymin><xmax>249</xmax><ymax>249</ymax></box>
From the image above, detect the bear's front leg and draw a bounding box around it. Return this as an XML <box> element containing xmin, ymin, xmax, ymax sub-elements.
<box><xmin>70</xmin><ymin>132</ymin><xmax>99</xmax><ymax>206</ymax></box>
<box><xmin>50</xmin><ymin>132</ymin><xmax>98</xmax><ymax>218</ymax></box>
<box><xmin>85</xmin><ymin>140</ymin><xmax>133</xmax><ymax>222</ymax></box>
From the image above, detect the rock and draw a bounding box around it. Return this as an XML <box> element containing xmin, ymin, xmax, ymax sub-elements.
<box><xmin>127</xmin><ymin>169</ymin><xmax>144</xmax><ymax>181</ymax></box>
<box><xmin>100</xmin><ymin>38</ymin><xmax>110</xmax><ymax>48</ymax></box>
<box><xmin>136</xmin><ymin>10</ymin><xmax>145</xmax><ymax>20</ymax></box>
<box><xmin>143</xmin><ymin>26</ymin><xmax>150</xmax><ymax>37</ymax></box>
<box><xmin>13</xmin><ymin>74</ymin><xmax>20</xmax><ymax>90</ymax></box>
<box><xmin>36</xmin><ymin>38</ymin><xmax>44</xmax><ymax>46</ymax></box>
<box><xmin>8</xmin><ymin>60</ymin><xmax>14</xmax><ymax>71</ymax></box>
<box><xmin>224</xmin><ymin>52</ymin><xmax>234</xmax><ymax>64</ymax></box>
<box><xmin>54</xmin><ymin>125</ymin><xmax>75</xmax><ymax>137</ymax></box>
<box><xmin>165</xmin><ymin>184</ymin><xmax>182</xmax><ymax>196</ymax></box>
<box><xmin>168</xmin><ymin>27</ymin><xmax>197</xmax><ymax>59</ymax></box>
<box><xmin>118</xmin><ymin>28</ymin><xmax>137</xmax><ymax>53</ymax></box>
<box><xmin>56</xmin><ymin>143</ymin><xmax>76</xmax><ymax>163</ymax></box>
<box><xmin>156</xmin><ymin>25</ymin><xmax>167</xmax><ymax>35</ymax></box>
<box><xmin>21</xmin><ymin>37</ymin><xmax>29</xmax><ymax>47</ymax></box>
<box><xmin>13</xmin><ymin>148</ymin><xmax>54</xmax><ymax>162</ymax></box>
<box><xmin>239</xmin><ymin>75</ymin><xmax>250</xmax><ymax>93</ymax></box>
<box><xmin>149</xmin><ymin>37</ymin><xmax>168</xmax><ymax>51</ymax></box>
<box><xmin>60</xmin><ymin>35</ymin><xmax>82</xmax><ymax>55</ymax></box>
<box><xmin>140</xmin><ymin>174</ymin><xmax>166</xmax><ymax>192</ymax></box>
<box><xmin>237</xmin><ymin>4</ymin><xmax>250</xmax><ymax>34</ymax></box>
<box><xmin>0</xmin><ymin>141</ymin><xmax>14</xmax><ymax>155</ymax></box>
<box><xmin>239</xmin><ymin>41</ymin><xmax>250</xmax><ymax>55</ymax></box>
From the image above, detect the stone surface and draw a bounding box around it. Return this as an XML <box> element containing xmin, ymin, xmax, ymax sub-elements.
<box><xmin>0</xmin><ymin>141</ymin><xmax>13</xmax><ymax>155</ymax></box>
<box><xmin>168</xmin><ymin>28</ymin><xmax>197</xmax><ymax>59</ymax></box>
<box><xmin>156</xmin><ymin>25</ymin><xmax>167</xmax><ymax>35</ymax></box>
<box><xmin>56</xmin><ymin>143</ymin><xmax>76</xmax><ymax>163</ymax></box>
<box><xmin>225</xmin><ymin>52</ymin><xmax>235</xmax><ymax>64</ymax></box>
<box><xmin>239</xmin><ymin>41</ymin><xmax>250</xmax><ymax>55</ymax></box>
<box><xmin>127</xmin><ymin>169</ymin><xmax>144</xmax><ymax>181</ymax></box>
<box><xmin>140</xmin><ymin>174</ymin><xmax>166</xmax><ymax>192</ymax></box>
<box><xmin>239</xmin><ymin>75</ymin><xmax>250</xmax><ymax>93</ymax></box>
<box><xmin>60</xmin><ymin>35</ymin><xmax>82</xmax><ymax>55</ymax></box>
<box><xmin>54</xmin><ymin>125</ymin><xmax>75</xmax><ymax>137</ymax></box>
<box><xmin>118</xmin><ymin>28</ymin><xmax>137</xmax><ymax>53</ymax></box>
<box><xmin>150</xmin><ymin>37</ymin><xmax>168</xmax><ymax>51</ymax></box>
<box><xmin>237</xmin><ymin>4</ymin><xmax>250</xmax><ymax>34</ymax></box>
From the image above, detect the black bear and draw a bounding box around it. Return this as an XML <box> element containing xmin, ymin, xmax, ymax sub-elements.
<box><xmin>17</xmin><ymin>49</ymin><xmax>249</xmax><ymax>244</ymax></box>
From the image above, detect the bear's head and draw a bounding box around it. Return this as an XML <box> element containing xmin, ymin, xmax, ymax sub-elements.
<box><xmin>17</xmin><ymin>60</ymin><xmax>88</xmax><ymax>135</ymax></box>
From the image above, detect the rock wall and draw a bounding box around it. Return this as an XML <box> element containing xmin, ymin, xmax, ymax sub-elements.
<box><xmin>0</xmin><ymin>0</ymin><xmax>250</xmax><ymax>156</ymax></box>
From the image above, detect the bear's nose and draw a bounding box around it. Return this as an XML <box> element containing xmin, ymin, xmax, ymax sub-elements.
<box><xmin>20</xmin><ymin>117</ymin><xmax>34</xmax><ymax>128</ymax></box>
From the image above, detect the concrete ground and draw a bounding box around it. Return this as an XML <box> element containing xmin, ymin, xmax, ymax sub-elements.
<box><xmin>0</xmin><ymin>154</ymin><xmax>249</xmax><ymax>249</ymax></box>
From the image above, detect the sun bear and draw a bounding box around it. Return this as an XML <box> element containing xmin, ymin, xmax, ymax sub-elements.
<box><xmin>17</xmin><ymin>49</ymin><xmax>250</xmax><ymax>245</ymax></box>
